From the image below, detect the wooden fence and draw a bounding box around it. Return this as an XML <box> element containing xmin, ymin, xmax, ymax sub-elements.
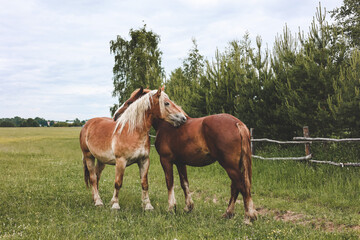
<box><xmin>250</xmin><ymin>126</ymin><xmax>360</xmax><ymax>167</ymax></box>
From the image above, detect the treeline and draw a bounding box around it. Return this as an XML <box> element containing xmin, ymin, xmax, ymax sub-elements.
<box><xmin>110</xmin><ymin>2</ymin><xmax>360</xmax><ymax>139</ymax></box>
<box><xmin>0</xmin><ymin>117</ymin><xmax>85</xmax><ymax>127</ymax></box>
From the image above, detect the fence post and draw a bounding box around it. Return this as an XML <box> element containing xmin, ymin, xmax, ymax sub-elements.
<box><xmin>250</xmin><ymin>128</ymin><xmax>255</xmax><ymax>155</ymax></box>
<box><xmin>303</xmin><ymin>126</ymin><xmax>311</xmax><ymax>158</ymax></box>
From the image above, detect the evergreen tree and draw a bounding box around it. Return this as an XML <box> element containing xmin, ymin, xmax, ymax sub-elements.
<box><xmin>328</xmin><ymin>49</ymin><xmax>360</xmax><ymax>136</ymax></box>
<box><xmin>166</xmin><ymin>39</ymin><xmax>205</xmax><ymax>117</ymax></box>
<box><xmin>272</xmin><ymin>6</ymin><xmax>346</xmax><ymax>137</ymax></box>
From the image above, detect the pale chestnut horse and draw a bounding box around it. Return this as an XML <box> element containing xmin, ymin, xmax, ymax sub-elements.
<box><xmin>80</xmin><ymin>88</ymin><xmax>186</xmax><ymax>210</ymax></box>
<box><xmin>117</xmin><ymin>88</ymin><xmax>258</xmax><ymax>223</ymax></box>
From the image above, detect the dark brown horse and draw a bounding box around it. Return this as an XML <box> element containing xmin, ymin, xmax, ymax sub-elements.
<box><xmin>153</xmin><ymin>114</ymin><xmax>257</xmax><ymax>223</ymax></box>
<box><xmin>80</xmin><ymin>88</ymin><xmax>186</xmax><ymax>210</ymax></box>
<box><xmin>117</xmin><ymin>88</ymin><xmax>257</xmax><ymax>223</ymax></box>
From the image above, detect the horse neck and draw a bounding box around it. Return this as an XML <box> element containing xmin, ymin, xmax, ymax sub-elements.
<box><xmin>143</xmin><ymin>110</ymin><xmax>154</xmax><ymax>132</ymax></box>
<box><xmin>152</xmin><ymin>118</ymin><xmax>168</xmax><ymax>132</ymax></box>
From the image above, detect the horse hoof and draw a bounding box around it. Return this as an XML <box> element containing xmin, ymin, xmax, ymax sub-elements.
<box><xmin>222</xmin><ymin>212</ymin><xmax>234</xmax><ymax>219</ymax></box>
<box><xmin>111</xmin><ymin>203</ymin><xmax>120</xmax><ymax>210</ymax></box>
<box><xmin>144</xmin><ymin>204</ymin><xmax>154</xmax><ymax>211</ymax></box>
<box><xmin>184</xmin><ymin>204</ymin><xmax>194</xmax><ymax>213</ymax></box>
<box><xmin>244</xmin><ymin>218</ymin><xmax>252</xmax><ymax>225</ymax></box>
<box><xmin>246</xmin><ymin>210</ymin><xmax>258</xmax><ymax>221</ymax></box>
<box><xmin>95</xmin><ymin>200</ymin><xmax>103</xmax><ymax>206</ymax></box>
<box><xmin>168</xmin><ymin>205</ymin><xmax>176</xmax><ymax>214</ymax></box>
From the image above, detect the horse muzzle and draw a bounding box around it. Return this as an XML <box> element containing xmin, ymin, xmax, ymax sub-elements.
<box><xmin>170</xmin><ymin>113</ymin><xmax>187</xmax><ymax>127</ymax></box>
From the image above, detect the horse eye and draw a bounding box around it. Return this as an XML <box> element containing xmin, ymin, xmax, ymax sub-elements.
<box><xmin>165</xmin><ymin>102</ymin><xmax>170</xmax><ymax>106</ymax></box>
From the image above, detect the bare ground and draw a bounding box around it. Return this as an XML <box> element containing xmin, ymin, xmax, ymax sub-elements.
<box><xmin>255</xmin><ymin>207</ymin><xmax>360</xmax><ymax>233</ymax></box>
<box><xmin>200</xmin><ymin>193</ymin><xmax>359</xmax><ymax>233</ymax></box>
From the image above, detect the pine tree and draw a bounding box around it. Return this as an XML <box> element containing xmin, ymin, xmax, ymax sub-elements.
<box><xmin>166</xmin><ymin>39</ymin><xmax>205</xmax><ymax>117</ymax></box>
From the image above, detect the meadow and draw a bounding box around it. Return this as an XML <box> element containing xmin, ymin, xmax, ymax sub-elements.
<box><xmin>0</xmin><ymin>128</ymin><xmax>359</xmax><ymax>239</ymax></box>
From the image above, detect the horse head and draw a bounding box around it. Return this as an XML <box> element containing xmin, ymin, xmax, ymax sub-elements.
<box><xmin>149</xmin><ymin>88</ymin><xmax>187</xmax><ymax>127</ymax></box>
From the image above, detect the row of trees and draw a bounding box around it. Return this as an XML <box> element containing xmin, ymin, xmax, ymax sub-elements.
<box><xmin>0</xmin><ymin>117</ymin><xmax>46</xmax><ymax>127</ymax></box>
<box><xmin>0</xmin><ymin>117</ymin><xmax>85</xmax><ymax>127</ymax></box>
<box><xmin>110</xmin><ymin>1</ymin><xmax>359</xmax><ymax>139</ymax></box>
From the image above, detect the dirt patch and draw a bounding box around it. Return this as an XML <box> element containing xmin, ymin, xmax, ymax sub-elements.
<box><xmin>256</xmin><ymin>207</ymin><xmax>360</xmax><ymax>233</ymax></box>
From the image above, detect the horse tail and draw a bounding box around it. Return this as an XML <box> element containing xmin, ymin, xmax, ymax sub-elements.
<box><xmin>80</xmin><ymin>127</ymin><xmax>90</xmax><ymax>188</ymax></box>
<box><xmin>83</xmin><ymin>154</ymin><xmax>90</xmax><ymax>188</ymax></box>
<box><xmin>236</xmin><ymin>122</ymin><xmax>252</xmax><ymax>186</ymax></box>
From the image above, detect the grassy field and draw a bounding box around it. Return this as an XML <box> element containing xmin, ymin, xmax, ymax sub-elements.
<box><xmin>0</xmin><ymin>128</ymin><xmax>359</xmax><ymax>239</ymax></box>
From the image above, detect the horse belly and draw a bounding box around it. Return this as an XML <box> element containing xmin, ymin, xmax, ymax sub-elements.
<box><xmin>125</xmin><ymin>146</ymin><xmax>149</xmax><ymax>166</ymax></box>
<box><xmin>180</xmin><ymin>152</ymin><xmax>216</xmax><ymax>167</ymax></box>
<box><xmin>92</xmin><ymin>149</ymin><xmax>116</xmax><ymax>165</ymax></box>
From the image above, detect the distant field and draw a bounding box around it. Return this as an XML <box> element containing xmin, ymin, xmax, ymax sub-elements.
<box><xmin>0</xmin><ymin>128</ymin><xmax>359</xmax><ymax>239</ymax></box>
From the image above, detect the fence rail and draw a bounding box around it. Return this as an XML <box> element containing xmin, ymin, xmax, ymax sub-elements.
<box><xmin>251</xmin><ymin>126</ymin><xmax>360</xmax><ymax>167</ymax></box>
<box><xmin>293</xmin><ymin>137</ymin><xmax>360</xmax><ymax>142</ymax></box>
<box><xmin>251</xmin><ymin>138</ymin><xmax>308</xmax><ymax>144</ymax></box>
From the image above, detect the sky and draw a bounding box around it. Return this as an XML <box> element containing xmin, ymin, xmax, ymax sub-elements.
<box><xmin>0</xmin><ymin>0</ymin><xmax>341</xmax><ymax>121</ymax></box>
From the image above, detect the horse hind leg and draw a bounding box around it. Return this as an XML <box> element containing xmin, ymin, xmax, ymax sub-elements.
<box><xmin>223</xmin><ymin>180</ymin><xmax>239</xmax><ymax>219</ymax></box>
<box><xmin>222</xmin><ymin>164</ymin><xmax>257</xmax><ymax>223</ymax></box>
<box><xmin>95</xmin><ymin>161</ymin><xmax>105</xmax><ymax>189</ymax></box>
<box><xmin>83</xmin><ymin>153</ymin><xmax>103</xmax><ymax>206</ymax></box>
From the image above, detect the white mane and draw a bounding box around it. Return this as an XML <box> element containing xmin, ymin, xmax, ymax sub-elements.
<box><xmin>113</xmin><ymin>90</ymin><xmax>168</xmax><ymax>135</ymax></box>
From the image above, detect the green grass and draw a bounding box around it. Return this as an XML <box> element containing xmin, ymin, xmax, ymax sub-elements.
<box><xmin>0</xmin><ymin>128</ymin><xmax>359</xmax><ymax>239</ymax></box>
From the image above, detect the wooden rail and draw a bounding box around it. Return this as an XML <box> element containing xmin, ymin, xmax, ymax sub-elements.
<box><xmin>250</xmin><ymin>127</ymin><xmax>359</xmax><ymax>167</ymax></box>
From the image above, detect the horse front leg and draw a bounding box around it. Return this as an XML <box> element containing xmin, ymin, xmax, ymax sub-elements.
<box><xmin>110</xmin><ymin>157</ymin><xmax>126</xmax><ymax>210</ymax></box>
<box><xmin>138</xmin><ymin>157</ymin><xmax>154</xmax><ymax>210</ymax></box>
<box><xmin>160</xmin><ymin>157</ymin><xmax>176</xmax><ymax>212</ymax></box>
<box><xmin>176</xmin><ymin>163</ymin><xmax>194</xmax><ymax>212</ymax></box>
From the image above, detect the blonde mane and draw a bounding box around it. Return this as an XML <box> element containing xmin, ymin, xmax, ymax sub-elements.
<box><xmin>113</xmin><ymin>90</ymin><xmax>168</xmax><ymax>135</ymax></box>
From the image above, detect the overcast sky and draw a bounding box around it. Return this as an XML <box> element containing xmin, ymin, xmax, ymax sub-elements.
<box><xmin>0</xmin><ymin>0</ymin><xmax>341</xmax><ymax>121</ymax></box>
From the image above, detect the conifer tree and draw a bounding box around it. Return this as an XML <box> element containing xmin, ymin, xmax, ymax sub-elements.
<box><xmin>166</xmin><ymin>39</ymin><xmax>205</xmax><ymax>117</ymax></box>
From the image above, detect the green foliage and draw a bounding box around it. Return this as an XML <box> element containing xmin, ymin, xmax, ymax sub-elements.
<box><xmin>0</xmin><ymin>121</ymin><xmax>15</xmax><ymax>127</ymax></box>
<box><xmin>327</xmin><ymin>49</ymin><xmax>360</xmax><ymax>136</ymax></box>
<box><xmin>0</xmin><ymin>117</ymin><xmax>85</xmax><ymax>128</ymax></box>
<box><xmin>271</xmin><ymin>7</ymin><xmax>348</xmax><ymax>137</ymax></box>
<box><xmin>166</xmin><ymin>39</ymin><xmax>206</xmax><ymax>117</ymax></box>
<box><xmin>110</xmin><ymin>25</ymin><xmax>164</xmax><ymax>116</ymax></box>
<box><xmin>53</xmin><ymin>122</ymin><xmax>70</xmax><ymax>127</ymax></box>
<box><xmin>330</xmin><ymin>0</ymin><xmax>360</xmax><ymax>47</ymax></box>
<box><xmin>20</xmin><ymin>118</ymin><xmax>39</xmax><ymax>127</ymax></box>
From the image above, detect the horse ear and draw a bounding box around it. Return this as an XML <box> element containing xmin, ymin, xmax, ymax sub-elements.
<box><xmin>135</xmin><ymin>86</ymin><xmax>144</xmax><ymax>97</ymax></box>
<box><xmin>161</xmin><ymin>85</ymin><xmax>165</xmax><ymax>91</ymax></box>
<box><xmin>156</xmin><ymin>87</ymin><xmax>162</xmax><ymax>98</ymax></box>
